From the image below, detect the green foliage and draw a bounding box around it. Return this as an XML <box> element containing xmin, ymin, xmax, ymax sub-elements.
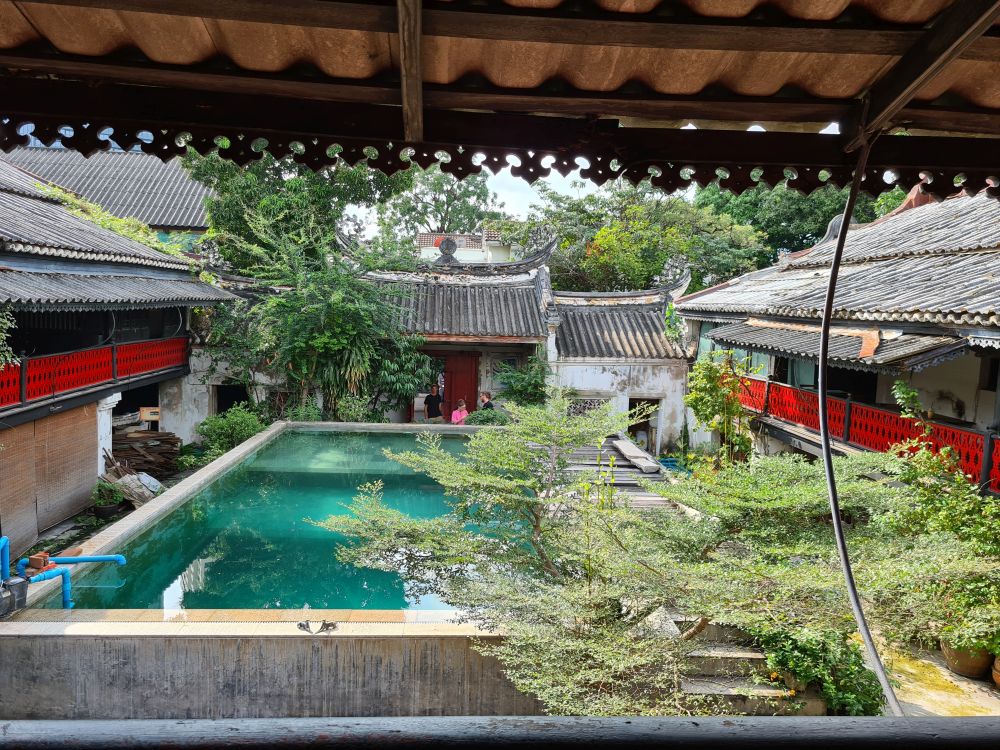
<box><xmin>753</xmin><ymin>627</ymin><xmax>884</xmax><ymax>716</ymax></box>
<box><xmin>90</xmin><ymin>480</ymin><xmax>126</xmax><ymax>508</ymax></box>
<box><xmin>695</xmin><ymin>182</ymin><xmax>905</xmax><ymax>253</ymax></box>
<box><xmin>285</xmin><ymin>401</ymin><xmax>323</xmax><ymax>422</ymax></box>
<box><xmin>463</xmin><ymin>408</ymin><xmax>511</xmax><ymax>426</ymax></box>
<box><xmin>891</xmin><ymin>379</ymin><xmax>923</xmax><ymax>420</ymax></box>
<box><xmin>491</xmin><ymin>181</ymin><xmax>768</xmax><ymax>293</ymax></box>
<box><xmin>195</xmin><ymin>173</ymin><xmax>432</xmax><ymax>420</ymax></box>
<box><xmin>0</xmin><ymin>304</ymin><xmax>15</xmax><ymax>366</ymax></box>
<box><xmin>684</xmin><ymin>351</ymin><xmax>755</xmax><ymax>464</ymax></box>
<box><xmin>375</xmin><ymin>163</ymin><xmax>507</xmax><ymax>243</ymax></box>
<box><xmin>183</xmin><ymin>150</ymin><xmax>408</xmax><ymax>274</ymax></box>
<box><xmin>181</xmin><ymin>403</ymin><xmax>266</xmax><ymax>468</ymax></box>
<box><xmin>496</xmin><ymin>354</ymin><xmax>550</xmax><ymax>406</ymax></box>
<box><xmin>41</xmin><ymin>184</ymin><xmax>190</xmax><ymax>261</ymax></box>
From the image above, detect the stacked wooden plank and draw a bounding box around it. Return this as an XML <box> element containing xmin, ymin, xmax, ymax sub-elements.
<box><xmin>111</xmin><ymin>430</ymin><xmax>181</xmax><ymax>477</ymax></box>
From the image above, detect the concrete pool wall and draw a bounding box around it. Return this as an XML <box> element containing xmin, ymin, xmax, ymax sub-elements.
<box><xmin>0</xmin><ymin>421</ymin><xmax>541</xmax><ymax>719</ymax></box>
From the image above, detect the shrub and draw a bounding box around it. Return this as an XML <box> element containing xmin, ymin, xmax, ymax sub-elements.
<box><xmin>464</xmin><ymin>408</ymin><xmax>511</xmax><ymax>426</ymax></box>
<box><xmin>286</xmin><ymin>401</ymin><xmax>323</xmax><ymax>422</ymax></box>
<box><xmin>179</xmin><ymin>404</ymin><xmax>267</xmax><ymax>469</ymax></box>
<box><xmin>91</xmin><ymin>480</ymin><xmax>126</xmax><ymax>507</ymax></box>
<box><xmin>496</xmin><ymin>354</ymin><xmax>550</xmax><ymax>405</ymax></box>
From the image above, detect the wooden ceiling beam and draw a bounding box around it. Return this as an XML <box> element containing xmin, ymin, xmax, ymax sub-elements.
<box><xmin>846</xmin><ymin>0</ymin><xmax>1000</xmax><ymax>151</ymax></box>
<box><xmin>396</xmin><ymin>0</ymin><xmax>423</xmax><ymax>143</ymax></box>
<box><xmin>14</xmin><ymin>0</ymin><xmax>1000</xmax><ymax>60</ymax></box>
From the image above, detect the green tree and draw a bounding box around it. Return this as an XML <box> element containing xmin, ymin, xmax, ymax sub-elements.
<box><xmin>492</xmin><ymin>181</ymin><xmax>768</xmax><ymax>292</ymax></box>
<box><xmin>183</xmin><ymin>151</ymin><xmax>409</xmax><ymax>273</ymax></box>
<box><xmin>375</xmin><ymin>163</ymin><xmax>507</xmax><ymax>241</ymax></box>
<box><xmin>695</xmin><ymin>182</ymin><xmax>906</xmax><ymax>253</ymax></box>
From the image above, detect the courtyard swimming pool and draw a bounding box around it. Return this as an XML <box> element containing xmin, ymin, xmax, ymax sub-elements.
<box><xmin>47</xmin><ymin>429</ymin><xmax>464</xmax><ymax>610</ymax></box>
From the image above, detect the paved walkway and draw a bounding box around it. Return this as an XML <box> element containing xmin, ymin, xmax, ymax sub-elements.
<box><xmin>892</xmin><ymin>649</ymin><xmax>1000</xmax><ymax>716</ymax></box>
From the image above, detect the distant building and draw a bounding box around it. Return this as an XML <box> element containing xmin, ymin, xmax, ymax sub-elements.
<box><xmin>677</xmin><ymin>186</ymin><xmax>1000</xmax><ymax>492</ymax></box>
<box><xmin>415</xmin><ymin>229</ymin><xmax>519</xmax><ymax>264</ymax></box>
<box><xmin>374</xmin><ymin>240</ymin><xmax>690</xmax><ymax>454</ymax></box>
<box><xmin>0</xmin><ymin>160</ymin><xmax>232</xmax><ymax>555</ymax></box>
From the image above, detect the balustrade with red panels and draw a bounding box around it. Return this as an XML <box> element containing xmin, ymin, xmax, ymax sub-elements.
<box><xmin>741</xmin><ymin>377</ymin><xmax>996</xmax><ymax>491</ymax></box>
<box><xmin>0</xmin><ymin>361</ymin><xmax>20</xmax><ymax>407</ymax></box>
<box><xmin>0</xmin><ymin>336</ymin><xmax>188</xmax><ymax>411</ymax></box>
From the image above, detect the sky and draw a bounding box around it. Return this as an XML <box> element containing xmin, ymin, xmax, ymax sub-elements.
<box><xmin>486</xmin><ymin>166</ymin><xmax>596</xmax><ymax>218</ymax></box>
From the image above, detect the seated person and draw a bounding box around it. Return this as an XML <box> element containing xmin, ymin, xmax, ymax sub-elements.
<box><xmin>451</xmin><ymin>399</ymin><xmax>469</xmax><ymax>425</ymax></box>
<box><xmin>423</xmin><ymin>384</ymin><xmax>444</xmax><ymax>423</ymax></box>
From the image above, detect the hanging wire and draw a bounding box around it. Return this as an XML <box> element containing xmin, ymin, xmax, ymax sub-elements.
<box><xmin>817</xmin><ymin>137</ymin><xmax>904</xmax><ymax>717</ymax></box>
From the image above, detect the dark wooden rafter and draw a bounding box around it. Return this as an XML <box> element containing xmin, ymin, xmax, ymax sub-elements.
<box><xmin>3</xmin><ymin>76</ymin><xmax>999</xmax><ymax>198</ymax></box>
<box><xmin>846</xmin><ymin>0</ymin><xmax>1000</xmax><ymax>151</ymax></box>
<box><xmin>396</xmin><ymin>0</ymin><xmax>423</xmax><ymax>143</ymax></box>
<box><xmin>14</xmin><ymin>0</ymin><xmax>1000</xmax><ymax>60</ymax></box>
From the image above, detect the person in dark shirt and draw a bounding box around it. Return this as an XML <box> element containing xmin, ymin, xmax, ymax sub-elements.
<box><xmin>424</xmin><ymin>384</ymin><xmax>444</xmax><ymax>423</ymax></box>
<box><xmin>479</xmin><ymin>391</ymin><xmax>495</xmax><ymax>410</ymax></box>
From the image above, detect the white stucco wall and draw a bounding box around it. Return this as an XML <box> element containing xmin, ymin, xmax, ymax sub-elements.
<box><xmin>96</xmin><ymin>392</ymin><xmax>122</xmax><ymax>474</ymax></box>
<box><xmin>552</xmin><ymin>359</ymin><xmax>688</xmax><ymax>453</ymax></box>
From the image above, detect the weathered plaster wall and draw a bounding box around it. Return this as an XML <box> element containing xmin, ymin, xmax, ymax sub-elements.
<box><xmin>0</xmin><ymin>634</ymin><xmax>541</xmax><ymax>719</ymax></box>
<box><xmin>876</xmin><ymin>353</ymin><xmax>991</xmax><ymax>430</ymax></box>
<box><xmin>552</xmin><ymin>360</ymin><xmax>687</xmax><ymax>452</ymax></box>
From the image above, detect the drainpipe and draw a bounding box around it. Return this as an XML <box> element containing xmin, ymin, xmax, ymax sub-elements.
<box><xmin>15</xmin><ymin>554</ymin><xmax>126</xmax><ymax>578</ymax></box>
<box><xmin>28</xmin><ymin>566</ymin><xmax>74</xmax><ymax>609</ymax></box>
<box><xmin>0</xmin><ymin>535</ymin><xmax>10</xmax><ymax>580</ymax></box>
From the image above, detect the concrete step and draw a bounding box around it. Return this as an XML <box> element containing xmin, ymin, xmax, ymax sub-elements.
<box><xmin>687</xmin><ymin>644</ymin><xmax>769</xmax><ymax>678</ymax></box>
<box><xmin>681</xmin><ymin>677</ymin><xmax>826</xmax><ymax>716</ymax></box>
<box><xmin>675</xmin><ymin>620</ymin><xmax>753</xmax><ymax>645</ymax></box>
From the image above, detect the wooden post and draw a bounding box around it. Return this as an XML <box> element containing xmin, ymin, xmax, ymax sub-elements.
<box><xmin>397</xmin><ymin>0</ymin><xmax>423</xmax><ymax>142</ymax></box>
<box><xmin>762</xmin><ymin>379</ymin><xmax>771</xmax><ymax>417</ymax></box>
<box><xmin>980</xmin><ymin>432</ymin><xmax>995</xmax><ymax>492</ymax></box>
<box><xmin>843</xmin><ymin>397</ymin><xmax>853</xmax><ymax>443</ymax></box>
<box><xmin>19</xmin><ymin>353</ymin><xmax>27</xmax><ymax>404</ymax></box>
<box><xmin>112</xmin><ymin>342</ymin><xmax>119</xmax><ymax>382</ymax></box>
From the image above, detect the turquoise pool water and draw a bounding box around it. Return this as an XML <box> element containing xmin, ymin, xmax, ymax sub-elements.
<box><xmin>56</xmin><ymin>430</ymin><xmax>463</xmax><ymax>610</ymax></box>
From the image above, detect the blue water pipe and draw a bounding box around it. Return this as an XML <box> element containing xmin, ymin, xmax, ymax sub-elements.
<box><xmin>15</xmin><ymin>554</ymin><xmax>126</xmax><ymax>578</ymax></box>
<box><xmin>0</xmin><ymin>535</ymin><xmax>9</xmax><ymax>580</ymax></box>
<box><xmin>28</xmin><ymin>567</ymin><xmax>74</xmax><ymax>609</ymax></box>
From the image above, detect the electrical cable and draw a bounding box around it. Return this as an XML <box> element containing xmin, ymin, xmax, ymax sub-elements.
<box><xmin>817</xmin><ymin>137</ymin><xmax>904</xmax><ymax>717</ymax></box>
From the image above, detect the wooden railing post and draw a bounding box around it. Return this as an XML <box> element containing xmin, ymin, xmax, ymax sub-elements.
<box><xmin>981</xmin><ymin>431</ymin><xmax>995</xmax><ymax>490</ymax></box>
<box><xmin>19</xmin><ymin>353</ymin><xmax>27</xmax><ymax>404</ymax></box>
<box><xmin>843</xmin><ymin>396</ymin><xmax>853</xmax><ymax>443</ymax></box>
<box><xmin>762</xmin><ymin>379</ymin><xmax>772</xmax><ymax>417</ymax></box>
<box><xmin>112</xmin><ymin>342</ymin><xmax>119</xmax><ymax>382</ymax></box>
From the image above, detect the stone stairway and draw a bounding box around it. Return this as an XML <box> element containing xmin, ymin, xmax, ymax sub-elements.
<box><xmin>675</xmin><ymin>618</ymin><xmax>827</xmax><ymax>716</ymax></box>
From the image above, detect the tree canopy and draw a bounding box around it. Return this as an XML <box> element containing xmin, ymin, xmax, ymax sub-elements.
<box><xmin>695</xmin><ymin>182</ymin><xmax>906</xmax><ymax>253</ymax></box>
<box><xmin>491</xmin><ymin>181</ymin><xmax>770</xmax><ymax>293</ymax></box>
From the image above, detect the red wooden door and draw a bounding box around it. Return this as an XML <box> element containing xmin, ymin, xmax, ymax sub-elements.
<box><xmin>443</xmin><ymin>352</ymin><xmax>479</xmax><ymax>420</ymax></box>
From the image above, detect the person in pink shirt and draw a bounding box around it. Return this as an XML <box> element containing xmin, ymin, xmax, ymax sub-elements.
<box><xmin>450</xmin><ymin>399</ymin><xmax>469</xmax><ymax>425</ymax></box>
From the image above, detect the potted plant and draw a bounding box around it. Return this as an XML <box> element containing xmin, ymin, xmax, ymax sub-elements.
<box><xmin>91</xmin><ymin>480</ymin><xmax>131</xmax><ymax>520</ymax></box>
<box><xmin>939</xmin><ymin>622</ymin><xmax>996</xmax><ymax>680</ymax></box>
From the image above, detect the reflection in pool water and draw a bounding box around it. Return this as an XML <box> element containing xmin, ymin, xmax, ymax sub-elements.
<box><xmin>56</xmin><ymin>430</ymin><xmax>463</xmax><ymax>610</ymax></box>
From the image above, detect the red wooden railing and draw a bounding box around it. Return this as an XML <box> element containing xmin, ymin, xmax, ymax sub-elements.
<box><xmin>0</xmin><ymin>336</ymin><xmax>188</xmax><ymax>411</ymax></box>
<box><xmin>739</xmin><ymin>376</ymin><xmax>994</xmax><ymax>489</ymax></box>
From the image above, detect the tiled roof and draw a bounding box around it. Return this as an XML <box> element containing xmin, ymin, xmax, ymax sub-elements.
<box><xmin>789</xmin><ymin>192</ymin><xmax>1000</xmax><ymax>269</ymax></box>
<box><xmin>707</xmin><ymin>321</ymin><xmax>964</xmax><ymax>372</ymax></box>
<box><xmin>416</xmin><ymin>232</ymin><xmax>482</xmax><ymax>249</ymax></box>
<box><xmin>678</xmin><ymin>192</ymin><xmax>1000</xmax><ymax>329</ymax></box>
<box><xmin>376</xmin><ymin>273</ymin><xmax>547</xmax><ymax>338</ymax></box>
<box><xmin>0</xmin><ymin>270</ymin><xmax>235</xmax><ymax>311</ymax></box>
<box><xmin>0</xmin><ymin>161</ymin><xmax>190</xmax><ymax>271</ymax></box>
<box><xmin>554</xmin><ymin>291</ymin><xmax>683</xmax><ymax>360</ymax></box>
<box><xmin>0</xmin><ymin>147</ymin><xmax>211</xmax><ymax>230</ymax></box>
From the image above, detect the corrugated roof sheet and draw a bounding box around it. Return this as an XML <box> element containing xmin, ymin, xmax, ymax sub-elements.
<box><xmin>707</xmin><ymin>321</ymin><xmax>964</xmax><ymax>371</ymax></box>
<box><xmin>1</xmin><ymin>147</ymin><xmax>211</xmax><ymax>230</ymax></box>
<box><xmin>555</xmin><ymin>302</ymin><xmax>683</xmax><ymax>359</ymax></box>
<box><xmin>1</xmin><ymin>0</ymin><xmax>993</xmax><ymax>109</ymax></box>
<box><xmin>0</xmin><ymin>161</ymin><xmax>190</xmax><ymax>270</ymax></box>
<box><xmin>379</xmin><ymin>275</ymin><xmax>547</xmax><ymax>338</ymax></box>
<box><xmin>0</xmin><ymin>270</ymin><xmax>235</xmax><ymax>310</ymax></box>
